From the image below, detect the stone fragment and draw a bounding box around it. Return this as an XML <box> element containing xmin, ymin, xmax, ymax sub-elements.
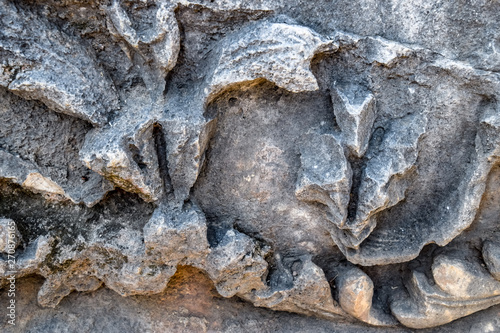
<box><xmin>295</xmin><ymin>131</ymin><xmax>351</xmax><ymax>228</ymax></box>
<box><xmin>205</xmin><ymin>20</ymin><xmax>336</xmax><ymax>101</ymax></box>
<box><xmin>80</xmin><ymin>100</ymin><xmax>163</xmax><ymax>202</ymax></box>
<box><xmin>483</xmin><ymin>241</ymin><xmax>500</xmax><ymax>281</ymax></box>
<box><xmin>354</xmin><ymin>36</ymin><xmax>415</xmax><ymax>67</ymax></box>
<box><xmin>0</xmin><ymin>0</ymin><xmax>119</xmax><ymax>125</ymax></box>
<box><xmin>38</xmin><ymin>271</ymin><xmax>102</xmax><ymax>308</ymax></box>
<box><xmin>0</xmin><ymin>201</ymin><xmax>212</xmax><ymax>307</ymax></box>
<box><xmin>391</xmin><ymin>252</ymin><xmax>500</xmax><ymax>328</ymax></box>
<box><xmin>346</xmin><ymin>113</ymin><xmax>427</xmax><ymax>248</ymax></box>
<box><xmin>0</xmin><ymin>218</ymin><xmax>21</xmax><ymax>254</ymax></box>
<box><xmin>330</xmin><ymin>84</ymin><xmax>376</xmax><ymax>158</ymax></box>
<box><xmin>178</xmin><ymin>0</ymin><xmax>274</xmax><ymax>11</ymax></box>
<box><xmin>204</xmin><ymin>231</ymin><xmax>345</xmax><ymax>320</ymax></box>
<box><xmin>107</xmin><ymin>0</ymin><xmax>180</xmax><ymax>98</ymax></box>
<box><xmin>160</xmin><ymin>106</ymin><xmax>217</xmax><ymax>202</ymax></box>
<box><xmin>22</xmin><ymin>173</ymin><xmax>65</xmax><ymax>196</ymax></box>
<box><xmin>204</xmin><ymin>229</ymin><xmax>269</xmax><ymax>298</ymax></box>
<box><xmin>0</xmin><ymin>150</ymin><xmax>112</xmax><ymax>207</ymax></box>
<box><xmin>336</xmin><ymin>266</ymin><xmax>396</xmax><ymax>326</ymax></box>
<box><xmin>143</xmin><ymin>201</ymin><xmax>210</xmax><ymax>264</ymax></box>
<box><xmin>242</xmin><ymin>255</ymin><xmax>345</xmax><ymax>320</ymax></box>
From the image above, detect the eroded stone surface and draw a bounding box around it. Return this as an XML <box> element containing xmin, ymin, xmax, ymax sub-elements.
<box><xmin>1</xmin><ymin>0</ymin><xmax>500</xmax><ymax>331</ymax></box>
<box><xmin>391</xmin><ymin>249</ymin><xmax>500</xmax><ymax>329</ymax></box>
<box><xmin>0</xmin><ymin>218</ymin><xmax>21</xmax><ymax>254</ymax></box>
<box><xmin>295</xmin><ymin>131</ymin><xmax>351</xmax><ymax>229</ymax></box>
<box><xmin>484</xmin><ymin>241</ymin><xmax>500</xmax><ymax>281</ymax></box>
<box><xmin>0</xmin><ymin>0</ymin><xmax>119</xmax><ymax>125</ymax></box>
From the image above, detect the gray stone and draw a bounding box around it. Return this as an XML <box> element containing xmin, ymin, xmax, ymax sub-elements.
<box><xmin>0</xmin><ymin>218</ymin><xmax>21</xmax><ymax>254</ymax></box>
<box><xmin>1</xmin><ymin>0</ymin><xmax>500</xmax><ymax>330</ymax></box>
<box><xmin>0</xmin><ymin>88</ymin><xmax>114</xmax><ymax>207</ymax></box>
<box><xmin>391</xmin><ymin>252</ymin><xmax>500</xmax><ymax>329</ymax></box>
<box><xmin>80</xmin><ymin>99</ymin><xmax>163</xmax><ymax>202</ymax></box>
<box><xmin>483</xmin><ymin>241</ymin><xmax>500</xmax><ymax>281</ymax></box>
<box><xmin>295</xmin><ymin>131</ymin><xmax>351</xmax><ymax>228</ymax></box>
<box><xmin>336</xmin><ymin>266</ymin><xmax>396</xmax><ymax>326</ymax></box>
<box><xmin>330</xmin><ymin>84</ymin><xmax>376</xmax><ymax>158</ymax></box>
<box><xmin>242</xmin><ymin>254</ymin><xmax>346</xmax><ymax>320</ymax></box>
<box><xmin>0</xmin><ymin>0</ymin><xmax>119</xmax><ymax>125</ymax></box>
<box><xmin>345</xmin><ymin>112</ymin><xmax>428</xmax><ymax>249</ymax></box>
<box><xmin>204</xmin><ymin>229</ymin><xmax>269</xmax><ymax>298</ymax></box>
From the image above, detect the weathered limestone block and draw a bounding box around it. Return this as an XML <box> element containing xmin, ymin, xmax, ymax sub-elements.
<box><xmin>0</xmin><ymin>0</ymin><xmax>119</xmax><ymax>125</ymax></box>
<box><xmin>2</xmin><ymin>0</ymin><xmax>500</xmax><ymax>330</ymax></box>
<box><xmin>0</xmin><ymin>86</ymin><xmax>115</xmax><ymax>206</ymax></box>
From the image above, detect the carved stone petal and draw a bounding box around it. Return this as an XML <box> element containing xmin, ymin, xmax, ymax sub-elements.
<box><xmin>330</xmin><ymin>84</ymin><xmax>376</xmax><ymax>158</ymax></box>
<box><xmin>336</xmin><ymin>266</ymin><xmax>396</xmax><ymax>326</ymax></box>
<box><xmin>483</xmin><ymin>241</ymin><xmax>500</xmax><ymax>281</ymax></box>
<box><xmin>205</xmin><ymin>20</ymin><xmax>336</xmax><ymax>102</ymax></box>
<box><xmin>295</xmin><ymin>132</ymin><xmax>351</xmax><ymax>228</ymax></box>
<box><xmin>0</xmin><ymin>0</ymin><xmax>119</xmax><ymax>125</ymax></box>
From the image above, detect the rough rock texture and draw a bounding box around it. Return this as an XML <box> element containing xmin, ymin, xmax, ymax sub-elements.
<box><xmin>1</xmin><ymin>0</ymin><xmax>500</xmax><ymax>332</ymax></box>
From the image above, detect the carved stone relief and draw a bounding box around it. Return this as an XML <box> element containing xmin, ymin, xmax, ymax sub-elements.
<box><xmin>1</xmin><ymin>0</ymin><xmax>500</xmax><ymax>331</ymax></box>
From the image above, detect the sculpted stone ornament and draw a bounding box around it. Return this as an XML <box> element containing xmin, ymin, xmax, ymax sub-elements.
<box><xmin>392</xmin><ymin>244</ymin><xmax>500</xmax><ymax>328</ymax></box>
<box><xmin>0</xmin><ymin>0</ymin><xmax>119</xmax><ymax>125</ymax></box>
<box><xmin>0</xmin><ymin>0</ymin><xmax>500</xmax><ymax>331</ymax></box>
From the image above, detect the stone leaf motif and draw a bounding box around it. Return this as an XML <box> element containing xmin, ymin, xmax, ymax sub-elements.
<box><xmin>86</xmin><ymin>11</ymin><xmax>336</xmax><ymax>204</ymax></box>
<box><xmin>295</xmin><ymin>131</ymin><xmax>352</xmax><ymax>229</ymax></box>
<box><xmin>107</xmin><ymin>0</ymin><xmax>180</xmax><ymax>98</ymax></box>
<box><xmin>292</xmin><ymin>34</ymin><xmax>429</xmax><ymax>258</ymax></box>
<box><xmin>0</xmin><ymin>150</ymin><xmax>113</xmax><ymax>207</ymax></box>
<box><xmin>205</xmin><ymin>20</ymin><xmax>336</xmax><ymax>100</ymax></box>
<box><xmin>346</xmin><ymin>113</ymin><xmax>428</xmax><ymax>247</ymax></box>
<box><xmin>161</xmin><ymin>18</ymin><xmax>337</xmax><ymax>202</ymax></box>
<box><xmin>206</xmin><ymin>230</ymin><xmax>346</xmax><ymax>320</ymax></box>
<box><xmin>391</xmin><ymin>244</ymin><xmax>500</xmax><ymax>329</ymax></box>
<box><xmin>320</xmin><ymin>36</ymin><xmax>500</xmax><ymax>267</ymax></box>
<box><xmin>0</xmin><ymin>0</ymin><xmax>119</xmax><ymax>126</ymax></box>
<box><xmin>296</xmin><ymin>88</ymin><xmax>427</xmax><ymax>255</ymax></box>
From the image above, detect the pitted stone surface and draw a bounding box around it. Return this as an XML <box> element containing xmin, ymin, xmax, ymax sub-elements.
<box><xmin>1</xmin><ymin>0</ymin><xmax>500</xmax><ymax>331</ymax></box>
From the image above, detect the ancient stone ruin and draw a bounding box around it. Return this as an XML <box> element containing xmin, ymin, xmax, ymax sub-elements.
<box><xmin>1</xmin><ymin>0</ymin><xmax>500</xmax><ymax>331</ymax></box>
